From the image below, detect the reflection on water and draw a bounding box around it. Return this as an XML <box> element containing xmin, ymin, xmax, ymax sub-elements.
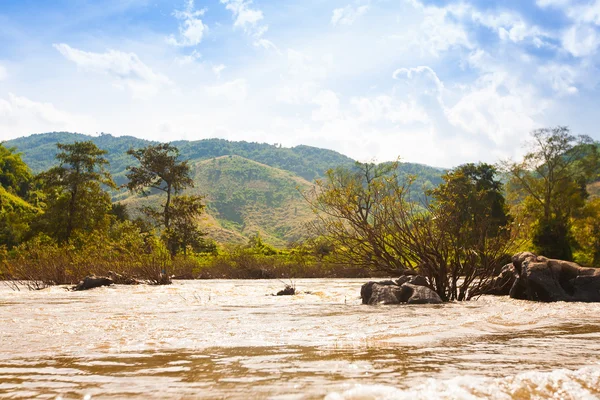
<box><xmin>1</xmin><ymin>279</ymin><xmax>600</xmax><ymax>399</ymax></box>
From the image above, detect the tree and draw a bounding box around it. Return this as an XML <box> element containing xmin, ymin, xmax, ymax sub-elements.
<box><xmin>164</xmin><ymin>195</ymin><xmax>208</xmax><ymax>255</ymax></box>
<box><xmin>0</xmin><ymin>144</ymin><xmax>37</xmax><ymax>248</ymax></box>
<box><xmin>126</xmin><ymin>143</ymin><xmax>195</xmax><ymax>255</ymax></box>
<box><xmin>572</xmin><ymin>198</ymin><xmax>600</xmax><ymax>266</ymax></box>
<box><xmin>0</xmin><ymin>143</ymin><xmax>32</xmax><ymax>197</ymax></box>
<box><xmin>428</xmin><ymin>163</ymin><xmax>513</xmax><ymax>300</ymax></box>
<box><xmin>503</xmin><ymin>126</ymin><xmax>599</xmax><ymax>260</ymax></box>
<box><xmin>35</xmin><ymin>141</ymin><xmax>115</xmax><ymax>243</ymax></box>
<box><xmin>304</xmin><ymin>161</ymin><xmax>516</xmax><ymax>301</ymax></box>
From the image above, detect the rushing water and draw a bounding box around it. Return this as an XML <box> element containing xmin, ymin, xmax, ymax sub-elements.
<box><xmin>1</xmin><ymin>279</ymin><xmax>600</xmax><ymax>399</ymax></box>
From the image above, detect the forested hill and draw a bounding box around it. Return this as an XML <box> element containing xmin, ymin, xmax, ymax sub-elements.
<box><xmin>4</xmin><ymin>132</ymin><xmax>358</xmax><ymax>183</ymax></box>
<box><xmin>4</xmin><ymin>132</ymin><xmax>446</xmax><ymax>245</ymax></box>
<box><xmin>5</xmin><ymin>131</ymin><xmax>445</xmax><ymax>186</ymax></box>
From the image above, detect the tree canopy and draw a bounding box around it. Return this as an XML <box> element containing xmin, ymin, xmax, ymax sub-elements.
<box><xmin>503</xmin><ymin>126</ymin><xmax>599</xmax><ymax>260</ymax></box>
<box><xmin>35</xmin><ymin>141</ymin><xmax>115</xmax><ymax>243</ymax></box>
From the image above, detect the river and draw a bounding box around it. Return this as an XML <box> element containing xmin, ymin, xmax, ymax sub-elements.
<box><xmin>1</xmin><ymin>279</ymin><xmax>600</xmax><ymax>399</ymax></box>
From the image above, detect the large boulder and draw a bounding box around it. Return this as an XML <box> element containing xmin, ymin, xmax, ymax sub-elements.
<box><xmin>509</xmin><ymin>253</ymin><xmax>600</xmax><ymax>302</ymax></box>
<box><xmin>361</xmin><ymin>280</ymin><xmax>398</xmax><ymax>304</ymax></box>
<box><xmin>72</xmin><ymin>276</ymin><xmax>113</xmax><ymax>291</ymax></box>
<box><xmin>361</xmin><ymin>276</ymin><xmax>442</xmax><ymax>305</ymax></box>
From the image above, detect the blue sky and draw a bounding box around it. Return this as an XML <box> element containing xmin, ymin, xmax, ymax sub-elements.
<box><xmin>0</xmin><ymin>0</ymin><xmax>599</xmax><ymax>167</ymax></box>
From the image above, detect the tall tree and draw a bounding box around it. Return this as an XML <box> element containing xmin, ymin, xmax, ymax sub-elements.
<box><xmin>36</xmin><ymin>141</ymin><xmax>115</xmax><ymax>243</ymax></box>
<box><xmin>126</xmin><ymin>143</ymin><xmax>195</xmax><ymax>255</ymax></box>
<box><xmin>502</xmin><ymin>126</ymin><xmax>599</xmax><ymax>260</ymax></box>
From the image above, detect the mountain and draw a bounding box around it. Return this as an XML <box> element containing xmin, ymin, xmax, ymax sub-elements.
<box><xmin>5</xmin><ymin>132</ymin><xmax>446</xmax><ymax>246</ymax></box>
<box><xmin>4</xmin><ymin>132</ymin><xmax>357</xmax><ymax>185</ymax></box>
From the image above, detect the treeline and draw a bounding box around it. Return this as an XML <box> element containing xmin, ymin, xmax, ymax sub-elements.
<box><xmin>0</xmin><ymin>140</ymin><xmax>355</xmax><ymax>288</ymax></box>
<box><xmin>1</xmin><ymin>126</ymin><xmax>599</xmax><ymax>299</ymax></box>
<box><xmin>304</xmin><ymin>127</ymin><xmax>600</xmax><ymax>301</ymax></box>
<box><xmin>6</xmin><ymin>132</ymin><xmax>356</xmax><ymax>182</ymax></box>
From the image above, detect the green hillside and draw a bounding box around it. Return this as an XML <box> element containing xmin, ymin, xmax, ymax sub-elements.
<box><xmin>121</xmin><ymin>155</ymin><xmax>316</xmax><ymax>246</ymax></box>
<box><xmin>5</xmin><ymin>131</ymin><xmax>446</xmax><ymax>246</ymax></box>
<box><xmin>5</xmin><ymin>132</ymin><xmax>356</xmax><ymax>184</ymax></box>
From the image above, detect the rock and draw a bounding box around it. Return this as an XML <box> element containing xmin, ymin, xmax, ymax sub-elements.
<box><xmin>510</xmin><ymin>255</ymin><xmax>600</xmax><ymax>302</ymax></box>
<box><xmin>361</xmin><ymin>280</ymin><xmax>397</xmax><ymax>304</ymax></box>
<box><xmin>398</xmin><ymin>283</ymin><xmax>443</xmax><ymax>304</ymax></box>
<box><xmin>368</xmin><ymin>283</ymin><xmax>404</xmax><ymax>304</ymax></box>
<box><xmin>72</xmin><ymin>276</ymin><xmax>113</xmax><ymax>291</ymax></box>
<box><xmin>276</xmin><ymin>285</ymin><xmax>296</xmax><ymax>296</ymax></box>
<box><xmin>396</xmin><ymin>275</ymin><xmax>428</xmax><ymax>287</ymax></box>
<box><xmin>361</xmin><ymin>278</ymin><xmax>442</xmax><ymax>305</ymax></box>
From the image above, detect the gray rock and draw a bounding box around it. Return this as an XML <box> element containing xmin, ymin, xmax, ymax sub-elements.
<box><xmin>510</xmin><ymin>255</ymin><xmax>600</xmax><ymax>302</ymax></box>
<box><xmin>361</xmin><ymin>280</ymin><xmax>397</xmax><ymax>304</ymax></box>
<box><xmin>368</xmin><ymin>283</ymin><xmax>404</xmax><ymax>304</ymax></box>
<box><xmin>361</xmin><ymin>278</ymin><xmax>442</xmax><ymax>305</ymax></box>
<box><xmin>398</xmin><ymin>283</ymin><xmax>443</xmax><ymax>304</ymax></box>
<box><xmin>72</xmin><ymin>276</ymin><xmax>113</xmax><ymax>291</ymax></box>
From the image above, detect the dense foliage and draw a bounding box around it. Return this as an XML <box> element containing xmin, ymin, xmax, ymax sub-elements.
<box><xmin>1</xmin><ymin>127</ymin><xmax>599</xmax><ymax>297</ymax></box>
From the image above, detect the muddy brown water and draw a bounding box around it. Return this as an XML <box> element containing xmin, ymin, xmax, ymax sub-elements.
<box><xmin>1</xmin><ymin>279</ymin><xmax>600</xmax><ymax>399</ymax></box>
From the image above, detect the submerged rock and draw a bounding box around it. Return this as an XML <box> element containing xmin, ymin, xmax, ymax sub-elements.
<box><xmin>361</xmin><ymin>276</ymin><xmax>442</xmax><ymax>305</ymax></box>
<box><xmin>276</xmin><ymin>285</ymin><xmax>296</xmax><ymax>296</ymax></box>
<box><xmin>72</xmin><ymin>276</ymin><xmax>113</xmax><ymax>291</ymax></box>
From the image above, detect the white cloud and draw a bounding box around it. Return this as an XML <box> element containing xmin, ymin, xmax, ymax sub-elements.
<box><xmin>175</xmin><ymin>49</ymin><xmax>202</xmax><ymax>65</ymax></box>
<box><xmin>351</xmin><ymin>96</ymin><xmax>429</xmax><ymax>124</ymax></box>
<box><xmin>167</xmin><ymin>0</ymin><xmax>208</xmax><ymax>47</ymax></box>
<box><xmin>212</xmin><ymin>64</ymin><xmax>226</xmax><ymax>78</ymax></box>
<box><xmin>331</xmin><ymin>3</ymin><xmax>370</xmax><ymax>26</ymax></box>
<box><xmin>0</xmin><ymin>65</ymin><xmax>6</xmax><ymax>81</ymax></box>
<box><xmin>220</xmin><ymin>0</ymin><xmax>277</xmax><ymax>49</ymax></box>
<box><xmin>53</xmin><ymin>43</ymin><xmax>171</xmax><ymax>98</ymax></box>
<box><xmin>221</xmin><ymin>0</ymin><xmax>263</xmax><ymax>29</ymax></box>
<box><xmin>538</xmin><ymin>64</ymin><xmax>579</xmax><ymax>95</ymax></box>
<box><xmin>311</xmin><ymin>90</ymin><xmax>340</xmax><ymax>121</ymax></box>
<box><xmin>400</xmin><ymin>0</ymin><xmax>472</xmax><ymax>56</ymax></box>
<box><xmin>562</xmin><ymin>25</ymin><xmax>600</xmax><ymax>57</ymax></box>
<box><xmin>205</xmin><ymin>79</ymin><xmax>248</xmax><ymax>102</ymax></box>
<box><xmin>0</xmin><ymin>93</ymin><xmax>93</xmax><ymax>137</ymax></box>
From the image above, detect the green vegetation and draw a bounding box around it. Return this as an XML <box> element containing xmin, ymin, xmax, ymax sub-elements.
<box><xmin>6</xmin><ymin>132</ymin><xmax>445</xmax><ymax>245</ymax></box>
<box><xmin>1</xmin><ymin>127</ymin><xmax>599</xmax><ymax>298</ymax></box>
<box><xmin>304</xmin><ymin>161</ymin><xmax>516</xmax><ymax>301</ymax></box>
<box><xmin>502</xmin><ymin>127</ymin><xmax>599</xmax><ymax>260</ymax></box>
<box><xmin>34</xmin><ymin>141</ymin><xmax>115</xmax><ymax>244</ymax></box>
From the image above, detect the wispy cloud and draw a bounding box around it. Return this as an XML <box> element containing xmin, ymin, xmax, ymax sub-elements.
<box><xmin>167</xmin><ymin>0</ymin><xmax>208</xmax><ymax>47</ymax></box>
<box><xmin>53</xmin><ymin>43</ymin><xmax>171</xmax><ymax>98</ymax></box>
<box><xmin>220</xmin><ymin>0</ymin><xmax>277</xmax><ymax>50</ymax></box>
<box><xmin>0</xmin><ymin>93</ymin><xmax>93</xmax><ymax>135</ymax></box>
<box><xmin>212</xmin><ymin>64</ymin><xmax>226</xmax><ymax>78</ymax></box>
<box><xmin>0</xmin><ymin>65</ymin><xmax>7</xmax><ymax>81</ymax></box>
<box><xmin>331</xmin><ymin>3</ymin><xmax>370</xmax><ymax>26</ymax></box>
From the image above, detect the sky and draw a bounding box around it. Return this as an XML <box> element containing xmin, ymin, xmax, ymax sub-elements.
<box><xmin>0</xmin><ymin>0</ymin><xmax>599</xmax><ymax>167</ymax></box>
